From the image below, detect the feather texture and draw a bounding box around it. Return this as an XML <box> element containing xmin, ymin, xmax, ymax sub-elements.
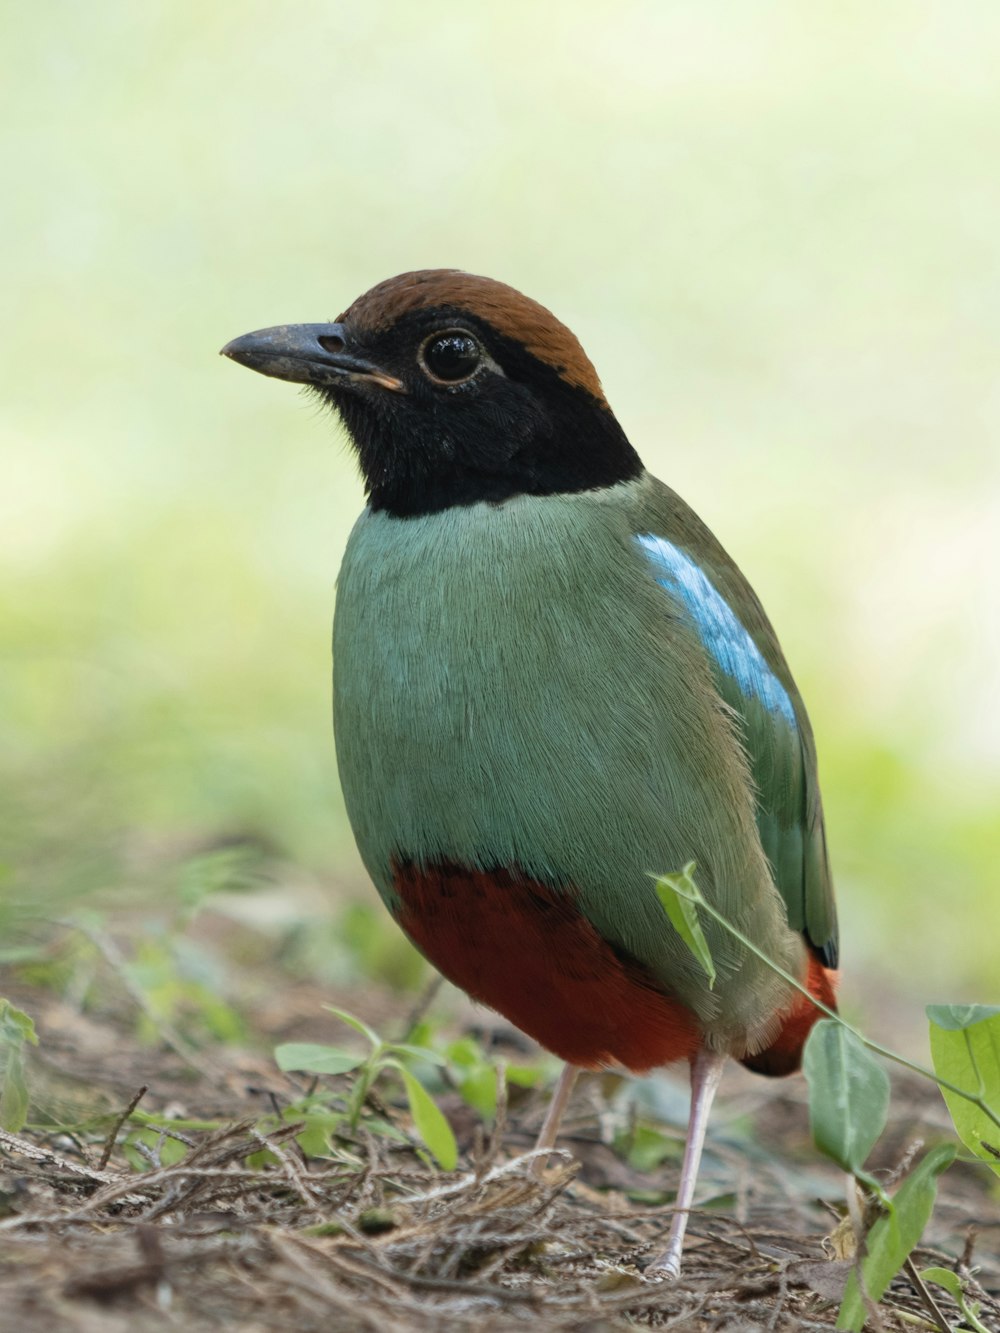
<box><xmin>333</xmin><ymin>470</ymin><xmax>836</xmax><ymax>1060</ymax></box>
<box><xmin>634</xmin><ymin>535</ymin><xmax>796</xmax><ymax>725</ymax></box>
<box><xmin>631</xmin><ymin>485</ymin><xmax>838</xmax><ymax>969</ymax></box>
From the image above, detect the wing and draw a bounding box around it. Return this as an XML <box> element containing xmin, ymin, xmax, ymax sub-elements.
<box><xmin>635</xmin><ymin>479</ymin><xmax>838</xmax><ymax>968</ymax></box>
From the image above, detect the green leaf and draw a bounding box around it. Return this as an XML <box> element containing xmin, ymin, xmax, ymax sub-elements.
<box><xmin>121</xmin><ymin>1128</ymin><xmax>190</xmax><ymax>1172</ymax></box>
<box><xmin>456</xmin><ymin>1064</ymin><xmax>497</xmax><ymax>1117</ymax></box>
<box><xmin>0</xmin><ymin>999</ymin><xmax>38</xmax><ymax>1132</ymax></box>
<box><xmin>837</xmin><ymin>1143</ymin><xmax>956</xmax><ymax>1331</ymax></box>
<box><xmin>921</xmin><ymin>1267</ymin><xmax>992</xmax><ymax>1333</ymax></box>
<box><xmin>919</xmin><ymin>1266</ymin><xmax>962</xmax><ymax>1300</ymax></box>
<box><xmin>398</xmin><ymin>1067</ymin><xmax>457</xmax><ymax>1170</ymax></box>
<box><xmin>361</xmin><ymin>1115</ymin><xmax>410</xmax><ymax>1146</ymax></box>
<box><xmin>274</xmin><ymin>1042</ymin><xmax>365</xmax><ymax>1075</ymax></box>
<box><xmin>322</xmin><ymin>1006</ymin><xmax>381</xmax><ymax>1051</ymax></box>
<box><xmin>802</xmin><ymin>1020</ymin><xmax>890</xmax><ymax>1178</ymax></box>
<box><xmin>654</xmin><ymin>862</ymin><xmax>716</xmax><ymax>989</ymax></box>
<box><xmin>244</xmin><ymin>1148</ymin><xmax>280</xmax><ymax>1169</ymax></box>
<box><xmin>0</xmin><ymin>1045</ymin><xmax>29</xmax><ymax>1132</ymax></box>
<box><xmin>130</xmin><ymin>1110</ymin><xmax>227</xmax><ymax>1132</ymax></box>
<box><xmin>507</xmin><ymin>1063</ymin><xmax>542</xmax><ymax>1088</ymax></box>
<box><xmin>928</xmin><ymin>1006</ymin><xmax>1000</xmax><ymax>1176</ymax></box>
<box><xmin>0</xmin><ymin>1000</ymin><xmax>38</xmax><ymax>1047</ymax></box>
<box><xmin>295</xmin><ymin>1110</ymin><xmax>343</xmax><ymax>1158</ymax></box>
<box><xmin>444</xmin><ymin>1039</ymin><xmax>541</xmax><ymax>1115</ymax></box>
<box><xmin>445</xmin><ymin>1036</ymin><xmax>482</xmax><ymax>1068</ymax></box>
<box><xmin>445</xmin><ymin>1036</ymin><xmax>496</xmax><ymax>1114</ymax></box>
<box><xmin>926</xmin><ymin>1004</ymin><xmax>1000</xmax><ymax>1030</ymax></box>
<box><xmin>624</xmin><ymin>1123</ymin><xmax>681</xmax><ymax>1172</ymax></box>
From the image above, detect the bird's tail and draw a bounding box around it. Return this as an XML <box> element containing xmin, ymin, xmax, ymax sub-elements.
<box><xmin>739</xmin><ymin>950</ymin><xmax>839</xmax><ymax>1077</ymax></box>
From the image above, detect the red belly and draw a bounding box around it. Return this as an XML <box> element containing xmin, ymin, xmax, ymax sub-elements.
<box><xmin>391</xmin><ymin>858</ymin><xmax>701</xmax><ymax>1072</ymax></box>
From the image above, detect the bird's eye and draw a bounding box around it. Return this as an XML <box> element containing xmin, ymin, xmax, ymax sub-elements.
<box><xmin>419</xmin><ymin>331</ymin><xmax>482</xmax><ymax>384</ymax></box>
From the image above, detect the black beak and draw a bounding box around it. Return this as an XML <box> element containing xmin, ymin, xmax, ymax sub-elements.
<box><xmin>220</xmin><ymin>323</ymin><xmax>405</xmax><ymax>393</ymax></box>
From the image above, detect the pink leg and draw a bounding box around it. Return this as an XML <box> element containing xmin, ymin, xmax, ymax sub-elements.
<box><xmin>530</xmin><ymin>1063</ymin><xmax>580</xmax><ymax>1175</ymax></box>
<box><xmin>648</xmin><ymin>1045</ymin><xmax>728</xmax><ymax>1277</ymax></box>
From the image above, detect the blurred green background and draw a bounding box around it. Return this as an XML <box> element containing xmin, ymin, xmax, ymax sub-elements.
<box><xmin>3</xmin><ymin>3</ymin><xmax>999</xmax><ymax>1038</ymax></box>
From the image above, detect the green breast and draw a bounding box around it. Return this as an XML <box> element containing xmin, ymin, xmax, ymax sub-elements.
<box><xmin>332</xmin><ymin>475</ymin><xmax>802</xmax><ymax>1047</ymax></box>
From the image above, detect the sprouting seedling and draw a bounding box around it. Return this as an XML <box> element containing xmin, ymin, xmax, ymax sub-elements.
<box><xmin>275</xmin><ymin>1006</ymin><xmax>458</xmax><ymax>1170</ymax></box>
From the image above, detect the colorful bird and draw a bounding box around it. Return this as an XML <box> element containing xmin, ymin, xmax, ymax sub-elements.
<box><xmin>222</xmin><ymin>271</ymin><xmax>839</xmax><ymax>1276</ymax></box>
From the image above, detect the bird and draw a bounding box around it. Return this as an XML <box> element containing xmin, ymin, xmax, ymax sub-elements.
<box><xmin>222</xmin><ymin>270</ymin><xmax>839</xmax><ymax>1276</ymax></box>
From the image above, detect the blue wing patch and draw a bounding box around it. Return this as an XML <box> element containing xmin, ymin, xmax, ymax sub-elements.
<box><xmin>635</xmin><ymin>534</ymin><xmax>797</xmax><ymax>726</ymax></box>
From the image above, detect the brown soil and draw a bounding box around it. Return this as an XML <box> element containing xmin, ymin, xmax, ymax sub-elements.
<box><xmin>1</xmin><ymin>913</ymin><xmax>997</xmax><ymax>1333</ymax></box>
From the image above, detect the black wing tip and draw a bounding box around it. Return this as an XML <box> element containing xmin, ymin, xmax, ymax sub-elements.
<box><xmin>816</xmin><ymin>939</ymin><xmax>839</xmax><ymax>970</ymax></box>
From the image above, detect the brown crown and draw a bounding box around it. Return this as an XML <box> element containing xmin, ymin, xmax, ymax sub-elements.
<box><xmin>339</xmin><ymin>270</ymin><xmax>605</xmax><ymax>401</ymax></box>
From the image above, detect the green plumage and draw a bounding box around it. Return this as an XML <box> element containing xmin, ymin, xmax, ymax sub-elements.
<box><xmin>333</xmin><ymin>470</ymin><xmax>836</xmax><ymax>1056</ymax></box>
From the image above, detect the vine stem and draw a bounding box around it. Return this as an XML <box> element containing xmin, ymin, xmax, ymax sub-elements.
<box><xmin>685</xmin><ymin>889</ymin><xmax>1000</xmax><ymax>1136</ymax></box>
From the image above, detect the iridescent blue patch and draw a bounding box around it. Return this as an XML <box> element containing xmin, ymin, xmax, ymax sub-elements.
<box><xmin>635</xmin><ymin>534</ymin><xmax>797</xmax><ymax>725</ymax></box>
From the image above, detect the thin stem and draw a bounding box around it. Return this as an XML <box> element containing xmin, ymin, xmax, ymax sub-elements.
<box><xmin>692</xmin><ymin>896</ymin><xmax>1000</xmax><ymax>1136</ymax></box>
<box><xmin>902</xmin><ymin>1257</ymin><xmax>953</xmax><ymax>1333</ymax></box>
<box><xmin>347</xmin><ymin>1059</ymin><xmax>377</xmax><ymax>1131</ymax></box>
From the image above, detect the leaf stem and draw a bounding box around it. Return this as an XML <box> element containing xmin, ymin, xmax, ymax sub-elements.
<box><xmin>690</xmin><ymin>893</ymin><xmax>1000</xmax><ymax>1136</ymax></box>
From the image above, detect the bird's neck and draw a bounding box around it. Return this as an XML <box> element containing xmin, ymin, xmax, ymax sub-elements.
<box><xmin>340</xmin><ymin>392</ymin><xmax>643</xmax><ymax>519</ymax></box>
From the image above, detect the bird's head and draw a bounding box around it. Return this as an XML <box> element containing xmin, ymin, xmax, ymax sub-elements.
<box><xmin>222</xmin><ymin>269</ymin><xmax>642</xmax><ymax>517</ymax></box>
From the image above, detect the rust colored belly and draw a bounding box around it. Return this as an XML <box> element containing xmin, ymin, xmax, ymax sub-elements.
<box><xmin>391</xmin><ymin>858</ymin><xmax>700</xmax><ymax>1072</ymax></box>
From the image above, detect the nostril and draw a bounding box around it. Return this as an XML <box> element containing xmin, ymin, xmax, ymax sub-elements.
<box><xmin>318</xmin><ymin>333</ymin><xmax>346</xmax><ymax>355</ymax></box>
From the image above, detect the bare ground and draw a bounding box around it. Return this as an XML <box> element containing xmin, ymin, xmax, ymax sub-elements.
<box><xmin>1</xmin><ymin>911</ymin><xmax>998</xmax><ymax>1333</ymax></box>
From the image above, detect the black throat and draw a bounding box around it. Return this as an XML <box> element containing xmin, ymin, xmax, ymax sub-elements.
<box><xmin>323</xmin><ymin>335</ymin><xmax>644</xmax><ymax>519</ymax></box>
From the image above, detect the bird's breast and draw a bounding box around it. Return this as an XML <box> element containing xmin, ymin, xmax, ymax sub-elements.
<box><xmin>332</xmin><ymin>488</ymin><xmax>698</xmax><ymax>904</ymax></box>
<box><xmin>332</xmin><ymin>482</ymin><xmax>802</xmax><ymax>1046</ymax></box>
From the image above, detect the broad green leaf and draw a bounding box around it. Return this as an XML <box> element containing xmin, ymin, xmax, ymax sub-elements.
<box><xmin>398</xmin><ymin>1067</ymin><xmax>458</xmax><ymax>1170</ymax></box>
<box><xmin>920</xmin><ymin>1266</ymin><xmax>962</xmax><ymax>1299</ymax></box>
<box><xmin>654</xmin><ymin>863</ymin><xmax>716</xmax><ymax>989</ymax></box>
<box><xmin>837</xmin><ymin>1143</ymin><xmax>956</xmax><ymax>1331</ymax></box>
<box><xmin>275</xmin><ymin>1042</ymin><xmax>365</xmax><ymax>1075</ymax></box>
<box><xmin>926</xmin><ymin>1004</ymin><xmax>1000</xmax><ymax>1030</ymax></box>
<box><xmin>0</xmin><ymin>999</ymin><xmax>38</xmax><ymax>1132</ymax></box>
<box><xmin>802</xmin><ymin>1021</ymin><xmax>889</xmax><ymax>1178</ymax></box>
<box><xmin>322</xmin><ymin>1006</ymin><xmax>380</xmax><ymax>1051</ymax></box>
<box><xmin>921</xmin><ymin>1267</ymin><xmax>992</xmax><ymax>1333</ymax></box>
<box><xmin>928</xmin><ymin>1005</ymin><xmax>1000</xmax><ymax>1176</ymax></box>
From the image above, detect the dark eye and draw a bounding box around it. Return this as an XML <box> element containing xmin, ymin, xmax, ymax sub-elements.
<box><xmin>420</xmin><ymin>330</ymin><xmax>482</xmax><ymax>384</ymax></box>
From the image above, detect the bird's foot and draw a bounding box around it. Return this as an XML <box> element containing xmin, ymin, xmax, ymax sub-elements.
<box><xmin>645</xmin><ymin>1250</ymin><xmax>682</xmax><ymax>1280</ymax></box>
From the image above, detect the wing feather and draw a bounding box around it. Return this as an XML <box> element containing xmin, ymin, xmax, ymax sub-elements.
<box><xmin>636</xmin><ymin>482</ymin><xmax>838</xmax><ymax>967</ymax></box>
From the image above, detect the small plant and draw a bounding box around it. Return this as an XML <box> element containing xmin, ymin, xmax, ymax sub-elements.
<box><xmin>124</xmin><ymin>933</ymin><xmax>245</xmax><ymax>1047</ymax></box>
<box><xmin>421</xmin><ymin>1028</ymin><xmax>543</xmax><ymax>1118</ymax></box>
<box><xmin>920</xmin><ymin>1265</ymin><xmax>995</xmax><ymax>1333</ymax></box>
<box><xmin>656</xmin><ymin>863</ymin><xmax>1000</xmax><ymax>1332</ymax></box>
<box><xmin>275</xmin><ymin>1011</ymin><xmax>548</xmax><ymax>1172</ymax></box>
<box><xmin>276</xmin><ymin>1007</ymin><xmax>458</xmax><ymax>1169</ymax></box>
